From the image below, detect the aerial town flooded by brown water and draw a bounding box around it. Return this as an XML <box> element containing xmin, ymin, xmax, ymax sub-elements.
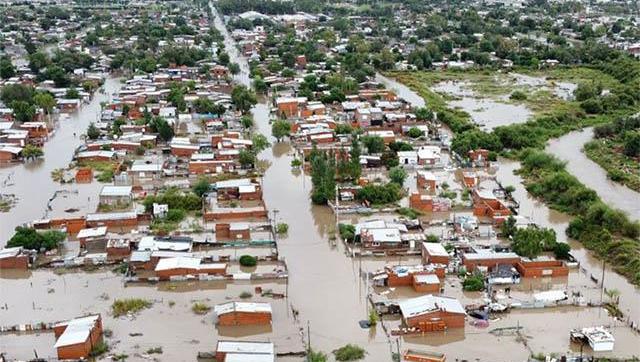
<box><xmin>1</xmin><ymin>1</ymin><xmax>640</xmax><ymax>361</ymax></box>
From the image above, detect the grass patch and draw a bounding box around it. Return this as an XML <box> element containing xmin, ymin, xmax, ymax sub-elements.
<box><xmin>111</xmin><ymin>298</ymin><xmax>152</xmax><ymax>317</ymax></box>
<box><xmin>396</xmin><ymin>207</ymin><xmax>422</xmax><ymax>219</ymax></box>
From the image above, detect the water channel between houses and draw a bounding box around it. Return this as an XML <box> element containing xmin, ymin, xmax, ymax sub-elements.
<box><xmin>0</xmin><ymin>6</ymin><xmax>639</xmax><ymax>362</ymax></box>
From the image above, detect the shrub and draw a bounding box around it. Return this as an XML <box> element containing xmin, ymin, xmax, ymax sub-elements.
<box><xmin>388</xmin><ymin>166</ymin><xmax>407</xmax><ymax>185</ymax></box>
<box><xmin>275</xmin><ymin>223</ymin><xmax>289</xmax><ymax>234</ymax></box>
<box><xmin>397</xmin><ymin>207</ymin><xmax>421</xmax><ymax>219</ymax></box>
<box><xmin>553</xmin><ymin>242</ymin><xmax>571</xmax><ymax>260</ymax></box>
<box><xmin>462</xmin><ymin>273</ymin><xmax>485</xmax><ymax>291</ymax></box>
<box><xmin>239</xmin><ymin>291</ymin><xmax>253</xmax><ymax>299</ymax></box>
<box><xmin>356</xmin><ymin>183</ymin><xmax>403</xmax><ymax>205</ymax></box>
<box><xmin>309</xmin><ymin>349</ymin><xmax>328</xmax><ymax>362</ymax></box>
<box><xmin>406</xmin><ymin>127</ymin><xmax>423</xmax><ymax>138</ymax></box>
<box><xmin>89</xmin><ymin>341</ymin><xmax>109</xmax><ymax>357</ymax></box>
<box><xmin>165</xmin><ymin>209</ymin><xmax>186</xmax><ymax>222</ymax></box>
<box><xmin>368</xmin><ymin>310</ymin><xmax>378</xmax><ymax>326</ymax></box>
<box><xmin>192</xmin><ymin>177</ymin><xmax>211</xmax><ymax>197</ymax></box>
<box><xmin>146</xmin><ymin>347</ymin><xmax>163</xmax><ymax>354</ymax></box>
<box><xmin>191</xmin><ymin>302</ymin><xmax>211</xmax><ymax>315</ymax></box>
<box><xmin>338</xmin><ymin>224</ymin><xmax>356</xmax><ymax>241</ymax></box>
<box><xmin>333</xmin><ymin>344</ymin><xmax>366</xmax><ymax>361</ymax></box>
<box><xmin>111</xmin><ymin>298</ymin><xmax>152</xmax><ymax>317</ymax></box>
<box><xmin>510</xmin><ymin>90</ymin><xmax>527</xmax><ymax>100</ymax></box>
<box><xmin>239</xmin><ymin>255</ymin><xmax>257</xmax><ymax>267</ymax></box>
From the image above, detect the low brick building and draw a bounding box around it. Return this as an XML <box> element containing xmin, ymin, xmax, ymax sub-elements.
<box><xmin>215</xmin><ymin>341</ymin><xmax>274</xmax><ymax>362</ymax></box>
<box><xmin>215</xmin><ymin>223</ymin><xmax>251</xmax><ymax>241</ymax></box>
<box><xmin>154</xmin><ymin>256</ymin><xmax>227</xmax><ymax>280</ymax></box>
<box><xmin>516</xmin><ymin>257</ymin><xmax>569</xmax><ymax>278</ymax></box>
<box><xmin>399</xmin><ymin>295</ymin><xmax>465</xmax><ymax>331</ymax></box>
<box><xmin>461</xmin><ymin>249</ymin><xmax>520</xmax><ymax>272</ymax></box>
<box><xmin>214</xmin><ymin>302</ymin><xmax>272</xmax><ymax>326</ymax></box>
<box><xmin>0</xmin><ymin>247</ymin><xmax>30</xmax><ymax>269</ymax></box>
<box><xmin>53</xmin><ymin>314</ymin><xmax>103</xmax><ymax>360</ymax></box>
<box><xmin>421</xmin><ymin>242</ymin><xmax>450</xmax><ymax>265</ymax></box>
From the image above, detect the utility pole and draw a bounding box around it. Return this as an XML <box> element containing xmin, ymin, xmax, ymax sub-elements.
<box><xmin>395</xmin><ymin>338</ymin><xmax>401</xmax><ymax>361</ymax></box>
<box><xmin>600</xmin><ymin>259</ymin><xmax>606</xmax><ymax>305</ymax></box>
<box><xmin>307</xmin><ymin>320</ymin><xmax>311</xmax><ymax>359</ymax></box>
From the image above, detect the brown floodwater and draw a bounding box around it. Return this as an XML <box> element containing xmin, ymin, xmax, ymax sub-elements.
<box><xmin>495</xmin><ymin>159</ymin><xmax>640</xmax><ymax>331</ymax></box>
<box><xmin>546</xmin><ymin>127</ymin><xmax>640</xmax><ymax>220</ymax></box>
<box><xmin>0</xmin><ymin>77</ymin><xmax>123</xmax><ymax>244</ymax></box>
<box><xmin>2</xmin><ymin>6</ymin><xmax>640</xmax><ymax>362</ymax></box>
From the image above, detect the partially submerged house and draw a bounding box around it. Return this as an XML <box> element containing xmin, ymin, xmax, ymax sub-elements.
<box><xmin>53</xmin><ymin>314</ymin><xmax>103</xmax><ymax>360</ymax></box>
<box><xmin>215</xmin><ymin>340</ymin><xmax>275</xmax><ymax>362</ymax></box>
<box><xmin>398</xmin><ymin>295</ymin><xmax>465</xmax><ymax>331</ymax></box>
<box><xmin>214</xmin><ymin>302</ymin><xmax>272</xmax><ymax>326</ymax></box>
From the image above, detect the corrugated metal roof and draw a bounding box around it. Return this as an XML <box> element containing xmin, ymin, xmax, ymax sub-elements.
<box><xmin>214</xmin><ymin>302</ymin><xmax>272</xmax><ymax>316</ymax></box>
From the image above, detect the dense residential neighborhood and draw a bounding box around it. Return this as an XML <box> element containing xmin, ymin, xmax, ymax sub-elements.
<box><xmin>0</xmin><ymin>0</ymin><xmax>639</xmax><ymax>361</ymax></box>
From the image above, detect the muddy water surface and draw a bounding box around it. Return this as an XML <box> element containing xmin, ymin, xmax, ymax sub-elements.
<box><xmin>546</xmin><ymin>127</ymin><xmax>640</xmax><ymax>220</ymax></box>
<box><xmin>0</xmin><ymin>77</ymin><xmax>123</xmax><ymax>244</ymax></box>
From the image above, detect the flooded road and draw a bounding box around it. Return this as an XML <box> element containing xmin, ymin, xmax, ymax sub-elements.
<box><xmin>0</xmin><ymin>77</ymin><xmax>122</xmax><ymax>244</ymax></box>
<box><xmin>546</xmin><ymin>127</ymin><xmax>640</xmax><ymax>220</ymax></box>
<box><xmin>375</xmin><ymin>74</ymin><xmax>425</xmax><ymax>109</ymax></box>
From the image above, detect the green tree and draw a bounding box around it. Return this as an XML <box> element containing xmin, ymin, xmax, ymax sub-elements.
<box><xmin>7</xmin><ymin>227</ymin><xmax>65</xmax><ymax>251</ymax></box>
<box><xmin>44</xmin><ymin>65</ymin><xmax>71</xmax><ymax>87</ymax></box>
<box><xmin>389</xmin><ymin>166</ymin><xmax>407</xmax><ymax>185</ymax></box>
<box><xmin>310</xmin><ymin>149</ymin><xmax>336</xmax><ymax>204</ymax></box>
<box><xmin>361</xmin><ymin>135</ymin><xmax>385</xmax><ymax>154</ymax></box>
<box><xmin>407</xmin><ymin>127</ymin><xmax>424</xmax><ymax>138</ymax></box>
<box><xmin>512</xmin><ymin>227</ymin><xmax>557</xmax><ymax>259</ymax></box>
<box><xmin>0</xmin><ymin>56</ymin><xmax>15</xmax><ymax>79</ymax></box>
<box><xmin>65</xmin><ymin>88</ymin><xmax>80</xmax><ymax>99</ymax></box>
<box><xmin>241</xmin><ymin>115</ymin><xmax>253</xmax><ymax>129</ymax></box>
<box><xmin>87</xmin><ymin>122</ymin><xmax>101</xmax><ymax>140</ymax></box>
<box><xmin>231</xmin><ymin>85</ymin><xmax>257</xmax><ymax>113</ymax></box>
<box><xmin>272</xmin><ymin>120</ymin><xmax>291</xmax><ymax>141</ymax></box>
<box><xmin>33</xmin><ymin>92</ymin><xmax>56</xmax><ymax>117</ymax></box>
<box><xmin>501</xmin><ymin>215</ymin><xmax>517</xmax><ymax>238</ymax></box>
<box><xmin>1</xmin><ymin>84</ymin><xmax>34</xmax><ymax>104</ymax></box>
<box><xmin>22</xmin><ymin>144</ymin><xmax>44</xmax><ymax>159</ymax></box>
<box><xmin>28</xmin><ymin>51</ymin><xmax>50</xmax><ymax>73</ymax></box>
<box><xmin>167</xmin><ymin>86</ymin><xmax>186</xmax><ymax>112</ymax></box>
<box><xmin>193</xmin><ymin>98</ymin><xmax>217</xmax><ymax>114</ymax></box>
<box><xmin>192</xmin><ymin>177</ymin><xmax>211</xmax><ymax>197</ymax></box>
<box><xmin>150</xmin><ymin>117</ymin><xmax>174</xmax><ymax>142</ymax></box>
<box><xmin>10</xmin><ymin>101</ymin><xmax>36</xmax><ymax>123</ymax></box>
<box><xmin>251</xmin><ymin>134</ymin><xmax>270</xmax><ymax>153</ymax></box>
<box><xmin>228</xmin><ymin>62</ymin><xmax>240</xmax><ymax>75</ymax></box>
<box><xmin>623</xmin><ymin>131</ymin><xmax>640</xmax><ymax>157</ymax></box>
<box><xmin>238</xmin><ymin>149</ymin><xmax>256</xmax><ymax>168</ymax></box>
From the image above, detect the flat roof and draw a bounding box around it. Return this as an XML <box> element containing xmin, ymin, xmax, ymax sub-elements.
<box><xmin>214</xmin><ymin>301</ymin><xmax>272</xmax><ymax>316</ymax></box>
<box><xmin>422</xmin><ymin>242</ymin><xmax>448</xmax><ymax>257</ymax></box>
<box><xmin>53</xmin><ymin>315</ymin><xmax>100</xmax><ymax>348</ymax></box>
<box><xmin>398</xmin><ymin>295</ymin><xmax>465</xmax><ymax>318</ymax></box>
<box><xmin>217</xmin><ymin>341</ymin><xmax>274</xmax><ymax>355</ymax></box>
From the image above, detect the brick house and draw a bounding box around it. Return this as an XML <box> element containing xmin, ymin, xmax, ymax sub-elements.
<box><xmin>53</xmin><ymin>314</ymin><xmax>103</xmax><ymax>360</ymax></box>
<box><xmin>0</xmin><ymin>247</ymin><xmax>30</xmax><ymax>269</ymax></box>
<box><xmin>399</xmin><ymin>295</ymin><xmax>465</xmax><ymax>331</ymax></box>
<box><xmin>214</xmin><ymin>302</ymin><xmax>272</xmax><ymax>326</ymax></box>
